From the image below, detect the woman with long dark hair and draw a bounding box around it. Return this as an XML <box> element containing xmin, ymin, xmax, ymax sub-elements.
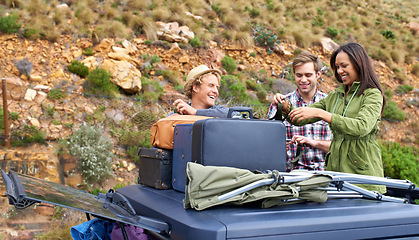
<box><xmin>273</xmin><ymin>42</ymin><xmax>386</xmax><ymax>193</ymax></box>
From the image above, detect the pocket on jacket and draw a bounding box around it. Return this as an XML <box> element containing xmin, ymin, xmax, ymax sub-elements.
<box><xmin>347</xmin><ymin>148</ymin><xmax>369</xmax><ymax>171</ymax></box>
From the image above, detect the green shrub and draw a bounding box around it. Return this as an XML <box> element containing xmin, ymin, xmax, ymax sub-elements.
<box><xmin>139</xmin><ymin>77</ymin><xmax>164</xmax><ymax>101</ymax></box>
<box><xmin>67</xmin><ymin>60</ymin><xmax>89</xmax><ymax>78</ymax></box>
<box><xmin>312</xmin><ymin>16</ymin><xmax>324</xmax><ymax>27</ymax></box>
<box><xmin>246</xmin><ymin>79</ymin><xmax>268</xmax><ymax>103</ymax></box>
<box><xmin>9</xmin><ymin>112</ymin><xmax>19</xmax><ymax>121</ymax></box>
<box><xmin>23</xmin><ymin>28</ymin><xmax>38</xmax><ymax>39</ymax></box>
<box><xmin>380</xmin><ymin>29</ymin><xmax>395</xmax><ymax>39</ymax></box>
<box><xmin>266</xmin><ymin>0</ymin><xmax>275</xmax><ymax>10</ymax></box>
<box><xmin>149</xmin><ymin>54</ymin><xmax>161</xmax><ymax>65</ymax></box>
<box><xmin>293</xmin><ymin>48</ymin><xmax>303</xmax><ymax>56</ymax></box>
<box><xmin>0</xmin><ymin>107</ymin><xmax>19</xmax><ymax>132</ymax></box>
<box><xmin>144</xmin><ymin>40</ymin><xmax>152</xmax><ymax>45</ymax></box>
<box><xmin>84</xmin><ymin>68</ymin><xmax>119</xmax><ymax>96</ymax></box>
<box><xmin>85</xmin><ymin>105</ymin><xmax>106</xmax><ymax>124</ymax></box>
<box><xmin>11</xmin><ymin>125</ymin><xmax>46</xmax><ymax>147</ymax></box>
<box><xmin>382</xmin><ymin>101</ymin><xmax>406</xmax><ymax>121</ymax></box>
<box><xmin>190</xmin><ymin>36</ymin><xmax>203</xmax><ymax>48</ymax></box>
<box><xmin>395</xmin><ymin>84</ymin><xmax>413</xmax><ymax>95</ymax></box>
<box><xmin>384</xmin><ymin>87</ymin><xmax>392</xmax><ymax>100</ymax></box>
<box><xmin>82</xmin><ymin>47</ymin><xmax>95</xmax><ymax>56</ymax></box>
<box><xmin>43</xmin><ymin>104</ymin><xmax>56</xmax><ymax>118</ymax></box>
<box><xmin>252</xmin><ymin>23</ymin><xmax>280</xmax><ymax>53</ymax></box>
<box><xmin>211</xmin><ymin>3</ymin><xmax>221</xmax><ymax>15</ymax></box>
<box><xmin>221</xmin><ymin>55</ymin><xmax>237</xmax><ymax>74</ymax></box>
<box><xmin>250</xmin><ymin>52</ymin><xmax>256</xmax><ymax>57</ymax></box>
<box><xmin>67</xmin><ymin>124</ymin><xmax>114</xmax><ymax>186</ymax></box>
<box><xmin>219</xmin><ymin>75</ymin><xmax>248</xmax><ymax>104</ymax></box>
<box><xmin>126</xmin><ymin>145</ymin><xmax>140</xmax><ymax>164</ymax></box>
<box><xmin>381</xmin><ymin>142</ymin><xmax>419</xmax><ymax>186</ymax></box>
<box><xmin>47</xmin><ymin>88</ymin><xmax>68</xmax><ymax>100</ymax></box>
<box><xmin>0</xmin><ymin>13</ymin><xmax>21</xmax><ymax>34</ymax></box>
<box><xmin>326</xmin><ymin>27</ymin><xmax>339</xmax><ymax>38</ymax></box>
<box><xmin>245</xmin><ymin>6</ymin><xmax>260</xmax><ymax>18</ymax></box>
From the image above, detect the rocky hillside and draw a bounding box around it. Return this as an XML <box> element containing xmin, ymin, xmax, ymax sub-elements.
<box><xmin>0</xmin><ymin>26</ymin><xmax>418</xmax><ymax>240</ymax></box>
<box><xmin>1</xmin><ymin>30</ymin><xmax>418</xmax><ymax>145</ymax></box>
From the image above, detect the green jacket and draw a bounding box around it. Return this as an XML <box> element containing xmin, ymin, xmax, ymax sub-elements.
<box><xmin>286</xmin><ymin>82</ymin><xmax>385</xmax><ymax>193</ymax></box>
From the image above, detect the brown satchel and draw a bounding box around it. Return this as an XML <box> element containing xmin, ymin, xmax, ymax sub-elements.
<box><xmin>150</xmin><ymin>114</ymin><xmax>212</xmax><ymax>149</ymax></box>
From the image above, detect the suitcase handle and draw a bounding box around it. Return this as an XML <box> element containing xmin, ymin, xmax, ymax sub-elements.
<box><xmin>227</xmin><ymin>107</ymin><xmax>253</xmax><ymax>119</ymax></box>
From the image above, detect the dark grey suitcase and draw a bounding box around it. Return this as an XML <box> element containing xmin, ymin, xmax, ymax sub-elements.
<box><xmin>191</xmin><ymin>118</ymin><xmax>286</xmax><ymax>172</ymax></box>
<box><xmin>138</xmin><ymin>148</ymin><xmax>172</xmax><ymax>189</ymax></box>
<box><xmin>172</xmin><ymin>124</ymin><xmax>193</xmax><ymax>192</ymax></box>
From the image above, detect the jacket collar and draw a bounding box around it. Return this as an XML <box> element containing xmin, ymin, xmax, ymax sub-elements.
<box><xmin>336</xmin><ymin>81</ymin><xmax>361</xmax><ymax>95</ymax></box>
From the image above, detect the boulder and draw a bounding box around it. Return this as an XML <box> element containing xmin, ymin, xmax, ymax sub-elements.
<box><xmin>93</xmin><ymin>38</ymin><xmax>114</xmax><ymax>52</ymax></box>
<box><xmin>24</xmin><ymin>89</ymin><xmax>37</xmax><ymax>101</ymax></box>
<box><xmin>121</xmin><ymin>40</ymin><xmax>138</xmax><ymax>54</ymax></box>
<box><xmin>273</xmin><ymin>43</ymin><xmax>293</xmax><ymax>57</ymax></box>
<box><xmin>102</xmin><ymin>59</ymin><xmax>142</xmax><ymax>94</ymax></box>
<box><xmin>81</xmin><ymin>56</ymin><xmax>99</xmax><ymax>70</ymax></box>
<box><xmin>320</xmin><ymin>37</ymin><xmax>339</xmax><ymax>55</ymax></box>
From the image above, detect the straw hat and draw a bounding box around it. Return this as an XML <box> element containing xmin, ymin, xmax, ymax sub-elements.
<box><xmin>184</xmin><ymin>65</ymin><xmax>222</xmax><ymax>99</ymax></box>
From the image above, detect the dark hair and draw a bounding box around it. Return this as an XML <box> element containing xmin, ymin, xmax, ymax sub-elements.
<box><xmin>292</xmin><ymin>50</ymin><xmax>322</xmax><ymax>73</ymax></box>
<box><xmin>330</xmin><ymin>42</ymin><xmax>386</xmax><ymax>113</ymax></box>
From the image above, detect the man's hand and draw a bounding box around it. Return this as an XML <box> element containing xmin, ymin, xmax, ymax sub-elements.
<box><xmin>290</xmin><ymin>135</ymin><xmax>331</xmax><ymax>152</ymax></box>
<box><xmin>290</xmin><ymin>135</ymin><xmax>315</xmax><ymax>147</ymax></box>
<box><xmin>173</xmin><ymin>99</ymin><xmax>197</xmax><ymax>115</ymax></box>
<box><xmin>273</xmin><ymin>93</ymin><xmax>290</xmax><ymax>113</ymax></box>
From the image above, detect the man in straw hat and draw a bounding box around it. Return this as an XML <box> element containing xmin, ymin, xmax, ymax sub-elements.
<box><xmin>173</xmin><ymin>65</ymin><xmax>229</xmax><ymax>118</ymax></box>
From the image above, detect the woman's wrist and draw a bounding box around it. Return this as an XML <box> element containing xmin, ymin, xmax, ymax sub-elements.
<box><xmin>281</xmin><ymin>101</ymin><xmax>291</xmax><ymax>114</ymax></box>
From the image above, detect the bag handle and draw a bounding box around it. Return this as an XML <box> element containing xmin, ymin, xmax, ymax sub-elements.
<box><xmin>268</xmin><ymin>102</ymin><xmax>285</xmax><ymax>121</ymax></box>
<box><xmin>227</xmin><ymin>107</ymin><xmax>253</xmax><ymax>119</ymax></box>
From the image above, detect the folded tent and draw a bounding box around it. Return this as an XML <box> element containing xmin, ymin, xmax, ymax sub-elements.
<box><xmin>184</xmin><ymin>162</ymin><xmax>414</xmax><ymax>211</ymax></box>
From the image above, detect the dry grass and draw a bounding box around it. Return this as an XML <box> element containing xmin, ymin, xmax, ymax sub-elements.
<box><xmin>74</xmin><ymin>5</ymin><xmax>95</xmax><ymax>24</ymax></box>
<box><xmin>412</xmin><ymin>63</ymin><xmax>419</xmax><ymax>77</ymax></box>
<box><xmin>390</xmin><ymin>50</ymin><xmax>405</xmax><ymax>64</ymax></box>
<box><xmin>102</xmin><ymin>20</ymin><xmax>130</xmax><ymax>39</ymax></box>
<box><xmin>102</xmin><ymin>3</ymin><xmax>120</xmax><ymax>20</ymax></box>
<box><xmin>168</xmin><ymin>2</ymin><xmax>186</xmax><ymax>15</ymax></box>
<box><xmin>233</xmin><ymin>30</ymin><xmax>254</xmax><ymax>49</ymax></box>
<box><xmin>151</xmin><ymin>6</ymin><xmax>171</xmax><ymax>22</ymax></box>
<box><xmin>129</xmin><ymin>16</ymin><xmax>158</xmax><ymax>40</ymax></box>
<box><xmin>223</xmin><ymin>12</ymin><xmax>243</xmax><ymax>30</ymax></box>
<box><xmin>126</xmin><ymin>0</ymin><xmax>149</xmax><ymax>11</ymax></box>
<box><xmin>36</xmin><ymin>207</ymin><xmax>86</xmax><ymax>240</ymax></box>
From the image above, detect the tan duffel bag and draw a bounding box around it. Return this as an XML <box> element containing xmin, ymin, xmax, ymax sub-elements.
<box><xmin>150</xmin><ymin>114</ymin><xmax>212</xmax><ymax>149</ymax></box>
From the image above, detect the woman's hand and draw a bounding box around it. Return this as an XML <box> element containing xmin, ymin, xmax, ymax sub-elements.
<box><xmin>289</xmin><ymin>107</ymin><xmax>332</xmax><ymax>123</ymax></box>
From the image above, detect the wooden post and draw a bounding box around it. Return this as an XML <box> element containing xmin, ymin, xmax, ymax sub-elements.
<box><xmin>2</xmin><ymin>78</ymin><xmax>10</xmax><ymax>148</ymax></box>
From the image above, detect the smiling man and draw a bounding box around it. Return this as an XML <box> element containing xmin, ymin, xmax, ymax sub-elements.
<box><xmin>173</xmin><ymin>65</ymin><xmax>229</xmax><ymax>118</ymax></box>
<box><xmin>269</xmin><ymin>51</ymin><xmax>332</xmax><ymax>171</ymax></box>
